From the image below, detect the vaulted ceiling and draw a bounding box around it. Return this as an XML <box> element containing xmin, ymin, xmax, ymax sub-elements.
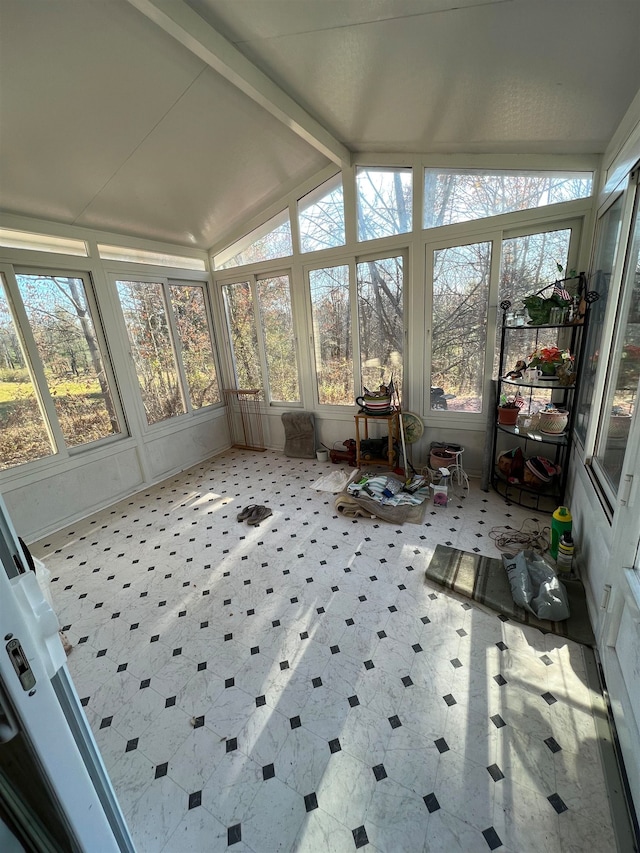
<box><xmin>1</xmin><ymin>0</ymin><xmax>639</xmax><ymax>251</ymax></box>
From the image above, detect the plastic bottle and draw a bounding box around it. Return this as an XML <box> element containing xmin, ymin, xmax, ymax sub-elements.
<box><xmin>550</xmin><ymin>505</ymin><xmax>572</xmax><ymax>559</ymax></box>
<box><xmin>556</xmin><ymin>532</ymin><xmax>575</xmax><ymax>573</ymax></box>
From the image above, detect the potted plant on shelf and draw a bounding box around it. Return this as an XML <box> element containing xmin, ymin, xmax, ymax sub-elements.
<box><xmin>497</xmin><ymin>393</ymin><xmax>523</xmax><ymax>425</ymax></box>
<box><xmin>528</xmin><ymin>346</ymin><xmax>573</xmax><ymax>380</ymax></box>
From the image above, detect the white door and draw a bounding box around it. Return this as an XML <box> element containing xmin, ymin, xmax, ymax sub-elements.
<box><xmin>0</xmin><ymin>495</ymin><xmax>135</xmax><ymax>851</ymax></box>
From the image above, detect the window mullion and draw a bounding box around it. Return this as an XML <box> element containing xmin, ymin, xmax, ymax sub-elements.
<box><xmin>349</xmin><ymin>259</ymin><xmax>361</xmax><ymax>396</ymax></box>
<box><xmin>163</xmin><ymin>282</ymin><xmax>191</xmax><ymax>414</ymax></box>
<box><xmin>252</xmin><ymin>275</ymin><xmax>272</xmax><ymax>402</ymax></box>
<box><xmin>0</xmin><ymin>265</ymin><xmax>67</xmax><ymax>456</ymax></box>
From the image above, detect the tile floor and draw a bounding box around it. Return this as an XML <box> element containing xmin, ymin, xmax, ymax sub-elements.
<box><xmin>34</xmin><ymin>450</ymin><xmax>620</xmax><ymax>852</ymax></box>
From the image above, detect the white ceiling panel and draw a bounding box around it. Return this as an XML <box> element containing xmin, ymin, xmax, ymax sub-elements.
<box><xmin>1</xmin><ymin>0</ymin><xmax>639</xmax><ymax>250</ymax></box>
<box><xmin>77</xmin><ymin>67</ymin><xmax>327</xmax><ymax>247</ymax></box>
<box><xmin>192</xmin><ymin>0</ymin><xmax>640</xmax><ymax>154</ymax></box>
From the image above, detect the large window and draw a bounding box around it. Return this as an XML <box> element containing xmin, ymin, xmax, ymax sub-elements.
<box><xmin>357</xmin><ymin>257</ymin><xmax>404</xmax><ymax>393</ymax></box>
<box><xmin>575</xmin><ymin>197</ymin><xmax>624</xmax><ymax>445</ymax></box>
<box><xmin>357</xmin><ymin>167</ymin><xmax>412</xmax><ymax>242</ymax></box>
<box><xmin>0</xmin><ymin>269</ymin><xmax>121</xmax><ymax>470</ymax></box>
<box><xmin>214</xmin><ymin>211</ymin><xmax>293</xmax><ymax>270</ymax></box>
<box><xmin>309</xmin><ymin>256</ymin><xmax>405</xmax><ymax>405</ymax></box>
<box><xmin>221</xmin><ymin>274</ymin><xmax>300</xmax><ymax>404</ymax></box>
<box><xmin>430</xmin><ymin>242</ymin><xmax>491</xmax><ymax>413</ymax></box>
<box><xmin>309</xmin><ymin>265</ymin><xmax>352</xmax><ymax>405</ymax></box>
<box><xmin>424</xmin><ymin>169</ymin><xmax>592</xmax><ymax>228</ymax></box>
<box><xmin>298</xmin><ymin>175</ymin><xmax>345</xmax><ymax>253</ymax></box>
<box><xmin>594</xmin><ymin>188</ymin><xmax>640</xmax><ymax>497</ymax></box>
<box><xmin>116</xmin><ymin>279</ymin><xmax>219</xmax><ymax>425</ymax></box>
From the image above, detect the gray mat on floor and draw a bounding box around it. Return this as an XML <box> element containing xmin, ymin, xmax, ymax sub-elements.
<box><xmin>425</xmin><ymin>544</ymin><xmax>595</xmax><ymax>646</ymax></box>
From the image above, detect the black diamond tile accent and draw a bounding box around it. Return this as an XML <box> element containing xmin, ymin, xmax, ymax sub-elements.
<box><xmin>193</xmin><ymin>716</ymin><xmax>204</xmax><ymax>729</ymax></box>
<box><xmin>304</xmin><ymin>792</ymin><xmax>318</xmax><ymax>812</ymax></box>
<box><xmin>540</xmin><ymin>654</ymin><xmax>554</xmax><ymax>666</ymax></box>
<box><xmin>227</xmin><ymin>824</ymin><xmax>242</xmax><ymax>845</ymax></box>
<box><xmin>197</xmin><ymin>661</ymin><xmax>207</xmax><ymax>671</ymax></box>
<box><xmin>272</xmin><ymin>620</ymin><xmax>281</xmax><ymax>627</ymax></box>
<box><xmin>542</xmin><ymin>691</ymin><xmax>557</xmax><ymax>705</ymax></box>
<box><xmin>494</xmin><ymin>674</ymin><xmax>507</xmax><ymax>686</ymax></box>
<box><xmin>97</xmin><ymin>649</ymin><xmax>107</xmax><ymax>658</ymax></box>
<box><xmin>496</xmin><ymin>641</ymin><xmax>508</xmax><ymax>651</ymax></box>
<box><xmin>256</xmin><ymin>695</ymin><xmax>266</xmax><ymax>707</ymax></box>
<box><xmin>172</xmin><ymin>647</ymin><xmax>182</xmax><ymax>657</ymax></box>
<box><xmin>328</xmin><ymin>738</ymin><xmax>341</xmax><ymax>754</ymax></box>
<box><xmin>421</xmin><ymin>616</ymin><xmax>431</xmax><ymax>625</ymax></box>
<box><xmin>317</xmin><ymin>607</ymin><xmax>325</xmax><ymax>614</ymax></box>
<box><xmin>490</xmin><ymin>714</ymin><xmax>506</xmax><ymax>729</ymax></box>
<box><xmin>348</xmin><ymin>695</ymin><xmax>360</xmax><ymax>707</ymax></box>
<box><xmin>388</xmin><ymin>715</ymin><xmax>402</xmax><ymax>729</ymax></box>
<box><xmin>125</xmin><ymin>738</ymin><xmax>138</xmax><ymax>752</ymax></box>
<box><xmin>450</xmin><ymin>658</ymin><xmax>462</xmax><ymax>668</ymax></box>
<box><xmin>443</xmin><ymin>694</ymin><xmax>456</xmax><ymax>707</ymax></box>
<box><xmin>224</xmin><ymin>633</ymin><xmax>232</xmax><ymax>642</ymax></box>
<box><xmin>165</xmin><ymin>696</ymin><xmax>176</xmax><ymax>708</ymax></box>
<box><xmin>377</xmin><ymin>630</ymin><xmax>387</xmax><ymax>639</ymax></box>
<box><xmin>155</xmin><ymin>762</ymin><xmax>168</xmax><ymax>779</ymax></box>
<box><xmin>290</xmin><ymin>716</ymin><xmax>301</xmax><ymax>729</ymax></box>
<box><xmin>544</xmin><ymin>736</ymin><xmax>562</xmax><ymax>753</ymax></box>
<box><xmin>423</xmin><ymin>792</ymin><xmax>440</xmax><ymax>813</ymax></box>
<box><xmin>117</xmin><ymin>663</ymin><xmax>128</xmax><ymax>673</ymax></box>
<box><xmin>434</xmin><ymin>738</ymin><xmax>449</xmax><ymax>753</ymax></box>
<box><xmin>346</xmin><ymin>619</ymin><xmax>355</xmax><ymax>627</ymax></box>
<box><xmin>372</xmin><ymin>764</ymin><xmax>387</xmax><ymax>781</ymax></box>
<box><xmin>300</xmin><ymin>631</ymin><xmax>309</xmax><ymax>640</ymax></box>
<box><xmin>280</xmin><ymin>660</ymin><xmax>289</xmax><ymax>671</ymax></box>
<box><xmin>412</xmin><ymin>644</ymin><xmax>423</xmax><ymax>653</ymax></box>
<box><xmin>80</xmin><ymin>696</ymin><xmax>90</xmax><ymax>707</ymax></box>
<box><xmin>225</xmin><ymin>678</ymin><xmax>234</xmax><ymax>688</ymax></box>
<box><xmin>140</xmin><ymin>679</ymin><xmax>151</xmax><ymax>689</ymax></box>
<box><xmin>330</xmin><ymin>645</ymin><xmax>340</xmax><ymax>654</ymax></box>
<box><xmin>457</xmin><ymin>628</ymin><xmax>467</xmax><ymax>636</ymax></box>
<box><xmin>312</xmin><ymin>677</ymin><xmax>322</xmax><ymax>688</ymax></box>
<box><xmin>262</xmin><ymin>763</ymin><xmax>275</xmax><ymax>780</ymax></box>
<box><xmin>364</xmin><ymin>660</ymin><xmax>374</xmax><ymax>670</ymax></box>
<box><xmin>548</xmin><ymin>793</ymin><xmax>568</xmax><ymax>814</ymax></box>
<box><xmin>482</xmin><ymin>826</ymin><xmax>503</xmax><ymax>850</ymax></box>
<box><xmin>188</xmin><ymin>790</ymin><xmax>202</xmax><ymax>809</ymax></box>
<box><xmin>487</xmin><ymin>763</ymin><xmax>505</xmax><ymax>782</ymax></box>
<box><xmin>388</xmin><ymin>605</ymin><xmax>397</xmax><ymax>613</ymax></box>
<box><xmin>251</xmin><ymin>647</ymin><xmax>259</xmax><ymax>655</ymax></box>
<box><xmin>352</xmin><ymin>825</ymin><xmax>369</xmax><ymax>848</ymax></box>
<box><xmin>150</xmin><ymin>635</ymin><xmax>159</xmax><ymax>643</ymax></box>
<box><xmin>401</xmin><ymin>676</ymin><xmax>413</xmax><ymax>687</ymax></box>
<box><xmin>99</xmin><ymin>716</ymin><xmax>112</xmax><ymax>729</ymax></box>
<box><xmin>226</xmin><ymin>737</ymin><xmax>238</xmax><ymax>753</ymax></box>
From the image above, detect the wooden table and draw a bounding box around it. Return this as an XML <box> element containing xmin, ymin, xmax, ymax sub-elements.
<box><xmin>354</xmin><ymin>410</ymin><xmax>399</xmax><ymax>468</ymax></box>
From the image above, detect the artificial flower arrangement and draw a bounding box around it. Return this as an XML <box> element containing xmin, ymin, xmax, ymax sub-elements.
<box><xmin>528</xmin><ymin>345</ymin><xmax>573</xmax><ymax>377</ymax></box>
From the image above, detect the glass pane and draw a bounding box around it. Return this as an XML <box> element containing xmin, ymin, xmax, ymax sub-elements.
<box><xmin>116</xmin><ymin>280</ymin><xmax>185</xmax><ymax>424</ymax></box>
<box><xmin>431</xmin><ymin>242</ymin><xmax>492</xmax><ymax>413</ymax></box>
<box><xmin>0</xmin><ymin>276</ymin><xmax>55</xmax><ymax>469</ymax></box>
<box><xmin>215</xmin><ymin>211</ymin><xmax>293</xmax><ymax>270</ymax></box>
<box><xmin>575</xmin><ymin>197</ymin><xmax>623</xmax><ymax>444</ymax></box>
<box><xmin>169</xmin><ymin>285</ymin><xmax>220</xmax><ymax>409</ymax></box>
<box><xmin>496</xmin><ymin>229</ymin><xmax>572</xmax><ymax>377</ymax></box>
<box><xmin>257</xmin><ymin>275</ymin><xmax>300</xmax><ymax>403</ymax></box>
<box><xmin>595</xmin><ymin>196</ymin><xmax>640</xmax><ymax>493</ymax></box>
<box><xmin>309</xmin><ymin>265</ymin><xmax>353</xmax><ymax>405</ymax></box>
<box><xmin>357</xmin><ymin>256</ymin><xmax>403</xmax><ymax>397</ymax></box>
<box><xmin>222</xmin><ymin>282</ymin><xmax>264</xmax><ymax>394</ymax></box>
<box><xmin>298</xmin><ymin>175</ymin><xmax>345</xmax><ymax>253</ymax></box>
<box><xmin>357</xmin><ymin>167</ymin><xmax>412</xmax><ymax>241</ymax></box>
<box><xmin>16</xmin><ymin>274</ymin><xmax>121</xmax><ymax>446</ymax></box>
<box><xmin>424</xmin><ymin>169</ymin><xmax>593</xmax><ymax>228</ymax></box>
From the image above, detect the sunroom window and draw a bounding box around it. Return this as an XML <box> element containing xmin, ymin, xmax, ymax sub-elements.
<box><xmin>0</xmin><ymin>269</ymin><xmax>121</xmax><ymax>470</ymax></box>
<box><xmin>116</xmin><ymin>279</ymin><xmax>219</xmax><ymax>425</ymax></box>
<box><xmin>357</xmin><ymin>167</ymin><xmax>412</xmax><ymax>242</ymax></box>
<box><xmin>298</xmin><ymin>174</ymin><xmax>345</xmax><ymax>253</ymax></box>
<box><xmin>214</xmin><ymin>211</ymin><xmax>293</xmax><ymax>270</ymax></box>
<box><xmin>424</xmin><ymin>169</ymin><xmax>592</xmax><ymax>229</ymax></box>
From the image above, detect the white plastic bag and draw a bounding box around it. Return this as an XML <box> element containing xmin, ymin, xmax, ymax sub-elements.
<box><xmin>33</xmin><ymin>556</ymin><xmax>55</xmax><ymax>609</ymax></box>
<box><xmin>503</xmin><ymin>549</ymin><xmax>570</xmax><ymax>621</ymax></box>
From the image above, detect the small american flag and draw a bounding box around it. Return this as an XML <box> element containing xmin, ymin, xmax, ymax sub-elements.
<box><xmin>553</xmin><ymin>280</ymin><xmax>571</xmax><ymax>301</ymax></box>
<box><xmin>514</xmin><ymin>394</ymin><xmax>526</xmax><ymax>409</ymax></box>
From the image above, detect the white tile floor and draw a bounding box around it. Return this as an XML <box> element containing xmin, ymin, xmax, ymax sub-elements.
<box><xmin>34</xmin><ymin>450</ymin><xmax>620</xmax><ymax>852</ymax></box>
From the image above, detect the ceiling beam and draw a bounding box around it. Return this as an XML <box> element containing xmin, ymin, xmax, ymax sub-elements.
<box><xmin>126</xmin><ymin>0</ymin><xmax>351</xmax><ymax>167</ymax></box>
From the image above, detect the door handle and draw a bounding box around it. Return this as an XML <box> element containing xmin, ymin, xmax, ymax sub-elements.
<box><xmin>6</xmin><ymin>638</ymin><xmax>36</xmax><ymax>692</ymax></box>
